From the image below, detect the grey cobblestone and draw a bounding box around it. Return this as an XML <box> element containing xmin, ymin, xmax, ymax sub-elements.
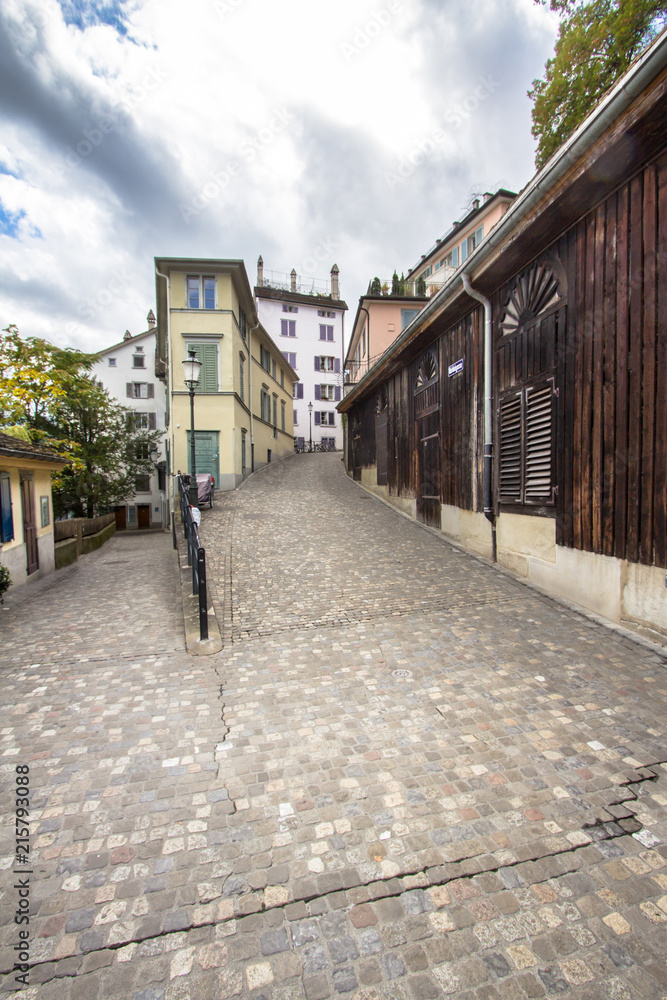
<box><xmin>1</xmin><ymin>456</ymin><xmax>666</xmax><ymax>998</ymax></box>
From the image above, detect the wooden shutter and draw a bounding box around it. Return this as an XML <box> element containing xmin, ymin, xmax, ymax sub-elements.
<box><xmin>297</xmin><ymin>384</ymin><xmax>304</xmax><ymax>399</ymax></box>
<box><xmin>314</xmin><ymin>412</ymin><xmax>321</xmax><ymax>425</ymax></box>
<box><xmin>126</xmin><ymin>383</ymin><xmax>133</xmax><ymax>397</ymax></box>
<box><xmin>335</xmin><ymin>386</ymin><xmax>341</xmax><ymax>402</ymax></box>
<box><xmin>314</xmin><ymin>385</ymin><xmax>321</xmax><ymax>400</ymax></box>
<box><xmin>334</xmin><ymin>358</ymin><xmax>340</xmax><ymax>373</ymax></box>
<box><xmin>149</xmin><ymin>413</ymin><xmax>157</xmax><ymax>429</ymax></box>
<box><xmin>524</xmin><ymin>381</ymin><xmax>554</xmax><ymax>504</ymax></box>
<box><xmin>281</xmin><ymin>319</ymin><xmax>288</xmax><ymax>336</ymax></box>
<box><xmin>147</xmin><ymin>384</ymin><xmax>154</xmax><ymax>398</ymax></box>
<box><xmin>289</xmin><ymin>321</ymin><xmax>295</xmax><ymax>337</ymax></box>
<box><xmin>319</xmin><ymin>325</ymin><xmax>326</xmax><ymax>340</ymax></box>
<box><xmin>314</xmin><ymin>356</ymin><xmax>320</xmax><ymax>371</ymax></box>
<box><xmin>0</xmin><ymin>472</ymin><xmax>14</xmax><ymax>542</ymax></box>
<box><xmin>327</xmin><ymin>327</ymin><xmax>334</xmax><ymax>341</ymax></box>
<box><xmin>499</xmin><ymin>392</ymin><xmax>522</xmax><ymax>502</ymax></box>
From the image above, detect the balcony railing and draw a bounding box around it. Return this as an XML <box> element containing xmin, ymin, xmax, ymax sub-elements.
<box><xmin>259</xmin><ymin>269</ymin><xmax>332</xmax><ymax>296</ymax></box>
<box><xmin>367</xmin><ymin>265</ymin><xmax>457</xmax><ymax>299</ymax></box>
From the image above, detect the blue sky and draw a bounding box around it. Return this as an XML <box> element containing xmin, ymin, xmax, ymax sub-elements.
<box><xmin>0</xmin><ymin>0</ymin><xmax>558</xmax><ymax>353</ymax></box>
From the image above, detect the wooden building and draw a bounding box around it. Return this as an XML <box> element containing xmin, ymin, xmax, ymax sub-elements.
<box><xmin>339</xmin><ymin>31</ymin><xmax>667</xmax><ymax>639</ymax></box>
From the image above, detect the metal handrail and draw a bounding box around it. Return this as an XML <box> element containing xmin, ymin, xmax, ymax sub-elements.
<box><xmin>177</xmin><ymin>472</ymin><xmax>208</xmax><ymax>641</ymax></box>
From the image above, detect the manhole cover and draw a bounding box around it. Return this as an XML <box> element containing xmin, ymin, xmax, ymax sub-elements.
<box><xmin>392</xmin><ymin>669</ymin><xmax>413</xmax><ymax>679</ymax></box>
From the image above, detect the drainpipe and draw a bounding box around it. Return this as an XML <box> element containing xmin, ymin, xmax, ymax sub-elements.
<box><xmin>461</xmin><ymin>273</ymin><xmax>496</xmax><ymax>561</ymax></box>
<box><xmin>248</xmin><ymin>321</ymin><xmax>260</xmax><ymax>472</ymax></box>
<box><xmin>155</xmin><ymin>265</ymin><xmax>173</xmax><ymax>524</ymax></box>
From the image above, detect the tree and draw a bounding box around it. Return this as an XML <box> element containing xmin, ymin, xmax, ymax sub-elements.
<box><xmin>0</xmin><ymin>326</ymin><xmax>160</xmax><ymax>518</ymax></box>
<box><xmin>529</xmin><ymin>0</ymin><xmax>667</xmax><ymax>168</ymax></box>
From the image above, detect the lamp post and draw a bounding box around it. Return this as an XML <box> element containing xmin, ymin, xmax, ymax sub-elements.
<box><xmin>308</xmin><ymin>401</ymin><xmax>313</xmax><ymax>453</ymax></box>
<box><xmin>182</xmin><ymin>349</ymin><xmax>202</xmax><ymax>507</ymax></box>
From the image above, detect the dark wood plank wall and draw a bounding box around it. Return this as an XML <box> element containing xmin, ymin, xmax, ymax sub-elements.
<box><xmin>347</xmin><ymin>149</ymin><xmax>666</xmax><ymax>568</ymax></box>
<box><xmin>557</xmin><ymin>150</ymin><xmax>666</xmax><ymax>568</ymax></box>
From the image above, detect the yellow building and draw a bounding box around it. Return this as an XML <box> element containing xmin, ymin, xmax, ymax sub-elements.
<box><xmin>0</xmin><ymin>431</ymin><xmax>67</xmax><ymax>589</ymax></box>
<box><xmin>154</xmin><ymin>258</ymin><xmax>297</xmax><ymax>492</ymax></box>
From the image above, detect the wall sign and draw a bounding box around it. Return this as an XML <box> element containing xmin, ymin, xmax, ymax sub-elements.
<box><xmin>448</xmin><ymin>359</ymin><xmax>464</xmax><ymax>377</ymax></box>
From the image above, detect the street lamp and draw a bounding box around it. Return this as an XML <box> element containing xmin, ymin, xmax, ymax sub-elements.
<box><xmin>182</xmin><ymin>349</ymin><xmax>202</xmax><ymax>507</ymax></box>
<box><xmin>308</xmin><ymin>401</ymin><xmax>313</xmax><ymax>453</ymax></box>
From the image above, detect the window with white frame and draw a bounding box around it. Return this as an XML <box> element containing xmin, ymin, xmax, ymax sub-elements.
<box><xmin>319</xmin><ymin>384</ymin><xmax>335</xmax><ymax>401</ymax></box>
<box><xmin>108</xmin><ymin>357</ymin><xmax>117</xmax><ymax>367</ymax></box>
<box><xmin>134</xmin><ymin>412</ymin><xmax>157</xmax><ymax>430</ymax></box>
<box><xmin>317</xmin><ymin>356</ymin><xmax>335</xmax><ymax>372</ymax></box>
<box><xmin>314</xmin><ymin>411</ymin><xmax>335</xmax><ymax>426</ymax></box>
<box><xmin>281</xmin><ymin>319</ymin><xmax>296</xmax><ymax>337</ymax></box>
<box><xmin>132</xmin><ymin>349</ymin><xmax>145</xmax><ymax>368</ymax></box>
<box><xmin>126</xmin><ymin>382</ymin><xmax>154</xmax><ymax>399</ymax></box>
<box><xmin>260</xmin><ymin>386</ymin><xmax>271</xmax><ymax>422</ymax></box>
<box><xmin>282</xmin><ymin>304</ymin><xmax>298</xmax><ymax>313</ymax></box>
<box><xmin>317</xmin><ymin>309</ymin><xmax>336</xmax><ymax>317</ymax></box>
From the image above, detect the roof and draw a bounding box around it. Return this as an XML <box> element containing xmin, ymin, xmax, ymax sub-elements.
<box><xmin>154</xmin><ymin>257</ymin><xmax>258</xmax><ymax>325</ymax></box>
<box><xmin>0</xmin><ymin>432</ymin><xmax>67</xmax><ymax>465</ymax></box>
<box><xmin>95</xmin><ymin>328</ymin><xmax>154</xmax><ymax>357</ymax></box>
<box><xmin>255</xmin><ymin>285</ymin><xmax>348</xmax><ymax>310</ymax></box>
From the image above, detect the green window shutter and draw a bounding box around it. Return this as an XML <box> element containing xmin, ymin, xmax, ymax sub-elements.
<box><xmin>188</xmin><ymin>343</ymin><xmax>218</xmax><ymax>392</ymax></box>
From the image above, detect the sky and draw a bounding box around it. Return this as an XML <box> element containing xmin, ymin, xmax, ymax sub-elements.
<box><xmin>0</xmin><ymin>0</ymin><xmax>559</xmax><ymax>355</ymax></box>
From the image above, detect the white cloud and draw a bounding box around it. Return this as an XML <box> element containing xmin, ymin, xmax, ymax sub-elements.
<box><xmin>0</xmin><ymin>0</ymin><xmax>558</xmax><ymax>352</ymax></box>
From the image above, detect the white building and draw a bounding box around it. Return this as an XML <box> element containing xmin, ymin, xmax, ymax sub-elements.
<box><xmin>91</xmin><ymin>313</ymin><xmax>168</xmax><ymax>530</ymax></box>
<box><xmin>255</xmin><ymin>259</ymin><xmax>347</xmax><ymax>451</ymax></box>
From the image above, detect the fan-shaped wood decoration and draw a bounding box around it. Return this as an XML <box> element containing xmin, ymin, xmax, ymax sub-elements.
<box><xmin>376</xmin><ymin>386</ymin><xmax>389</xmax><ymax>412</ymax></box>
<box><xmin>500</xmin><ymin>263</ymin><xmax>561</xmax><ymax>336</ymax></box>
<box><xmin>415</xmin><ymin>352</ymin><xmax>438</xmax><ymax>390</ymax></box>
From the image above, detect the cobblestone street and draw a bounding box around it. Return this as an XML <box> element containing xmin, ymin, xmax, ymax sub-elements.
<box><xmin>1</xmin><ymin>453</ymin><xmax>667</xmax><ymax>999</ymax></box>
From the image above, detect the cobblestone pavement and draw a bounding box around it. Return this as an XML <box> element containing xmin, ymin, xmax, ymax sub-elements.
<box><xmin>1</xmin><ymin>454</ymin><xmax>666</xmax><ymax>1000</ymax></box>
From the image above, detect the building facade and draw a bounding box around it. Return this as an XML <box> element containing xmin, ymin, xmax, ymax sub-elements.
<box><xmin>255</xmin><ymin>260</ymin><xmax>347</xmax><ymax>451</ymax></box>
<box><xmin>91</xmin><ymin>316</ymin><xmax>168</xmax><ymax>530</ymax></box>
<box><xmin>154</xmin><ymin>258</ymin><xmax>297</xmax><ymax>493</ymax></box>
<box><xmin>340</xmin><ymin>33</ymin><xmax>667</xmax><ymax>639</ymax></box>
<box><xmin>0</xmin><ymin>431</ymin><xmax>67</xmax><ymax>588</ymax></box>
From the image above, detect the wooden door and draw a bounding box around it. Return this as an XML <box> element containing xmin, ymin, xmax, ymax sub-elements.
<box><xmin>188</xmin><ymin>431</ymin><xmax>220</xmax><ymax>485</ymax></box>
<box><xmin>414</xmin><ymin>352</ymin><xmax>441</xmax><ymax>527</ymax></box>
<box><xmin>375</xmin><ymin>388</ymin><xmax>389</xmax><ymax>486</ymax></box>
<box><xmin>20</xmin><ymin>477</ymin><xmax>39</xmax><ymax>575</ymax></box>
<box><xmin>114</xmin><ymin>506</ymin><xmax>127</xmax><ymax>531</ymax></box>
<box><xmin>137</xmin><ymin>504</ymin><xmax>151</xmax><ymax>529</ymax></box>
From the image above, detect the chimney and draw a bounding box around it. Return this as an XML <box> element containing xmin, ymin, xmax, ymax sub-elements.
<box><xmin>290</xmin><ymin>269</ymin><xmax>297</xmax><ymax>293</ymax></box>
<box><xmin>123</xmin><ymin>329</ymin><xmax>132</xmax><ymax>340</ymax></box>
<box><xmin>330</xmin><ymin>264</ymin><xmax>339</xmax><ymax>300</ymax></box>
<box><xmin>472</xmin><ymin>198</ymin><xmax>480</xmax><ymax>211</ymax></box>
<box><xmin>483</xmin><ymin>191</ymin><xmax>493</xmax><ymax>203</ymax></box>
<box><xmin>146</xmin><ymin>309</ymin><xmax>156</xmax><ymax>328</ymax></box>
<box><xmin>257</xmin><ymin>255</ymin><xmax>264</xmax><ymax>287</ymax></box>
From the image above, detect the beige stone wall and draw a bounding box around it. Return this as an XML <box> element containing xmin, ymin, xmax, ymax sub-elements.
<box><xmin>441</xmin><ymin>505</ymin><xmax>493</xmax><ymax>559</ymax></box>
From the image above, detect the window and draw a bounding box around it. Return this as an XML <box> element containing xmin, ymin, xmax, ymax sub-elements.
<box><xmin>260</xmin><ymin>345</ymin><xmax>272</xmax><ymax>373</ymax></box>
<box><xmin>282</xmin><ymin>352</ymin><xmax>296</xmax><ymax>368</ymax></box>
<box><xmin>294</xmin><ymin>408</ymin><xmax>298</xmax><ymax>424</ymax></box>
<box><xmin>314</xmin><ymin>411</ymin><xmax>335</xmax><ymax>426</ymax></box>
<box><xmin>315</xmin><ymin>384</ymin><xmax>340</xmax><ymax>402</ymax></box>
<box><xmin>127</xmin><ymin>505</ymin><xmax>136</xmax><ymax>524</ymax></box>
<box><xmin>293</xmin><ymin>383</ymin><xmax>303</xmax><ymax>399</ymax></box>
<box><xmin>186</xmin><ymin>343</ymin><xmax>219</xmax><ymax>392</ymax></box>
<box><xmin>401</xmin><ymin>309</ymin><xmax>420</xmax><ymax>330</ymax></box>
<box><xmin>261</xmin><ymin>386</ymin><xmax>271</xmax><ymax>422</ymax></box>
<box><xmin>126</xmin><ymin>382</ymin><xmax>154</xmax><ymax>399</ymax></box>
<box><xmin>1</xmin><ymin>472</ymin><xmax>14</xmax><ymax>542</ymax></box>
<box><xmin>239</xmin><ymin>354</ymin><xmax>245</xmax><ymax>402</ymax></box>
<box><xmin>132</xmin><ymin>353</ymin><xmax>145</xmax><ymax>369</ymax></box>
<box><xmin>134</xmin><ymin>412</ymin><xmax>157</xmax><ymax>430</ymax></box>
<box><xmin>135</xmin><ymin>474</ymin><xmax>151</xmax><ymax>492</ymax></box>
<box><xmin>136</xmin><ymin>443</ymin><xmax>150</xmax><ymax>460</ymax></box>
<box><xmin>281</xmin><ymin>319</ymin><xmax>296</xmax><ymax>337</ymax></box>
<box><xmin>108</xmin><ymin>358</ymin><xmax>117</xmax><ymax>367</ymax></box>
<box><xmin>438</xmin><ymin>247</ymin><xmax>459</xmax><ymax>269</ymax></box>
<box><xmin>282</xmin><ymin>304</ymin><xmax>298</xmax><ymax>313</ymax></box>
<box><xmin>187</xmin><ymin>275</ymin><xmax>216</xmax><ymax>309</ymax></box>
<box><xmin>499</xmin><ymin>380</ymin><xmax>555</xmax><ymax>506</ymax></box>
<box><xmin>158</xmin><ymin>466</ymin><xmax>166</xmax><ymax>491</ymax></box>
<box><xmin>239</xmin><ymin>307</ymin><xmax>247</xmax><ymax>340</ymax></box>
<box><xmin>461</xmin><ymin>226</ymin><xmax>484</xmax><ymax>263</ymax></box>
<box><xmin>423</xmin><ymin>265</ymin><xmax>432</xmax><ymax>279</ymax></box>
<box><xmin>281</xmin><ymin>399</ymin><xmax>285</xmax><ymax>431</ymax></box>
<box><xmin>318</xmin><ymin>309</ymin><xmax>335</xmax><ymax>317</ymax></box>
<box><xmin>272</xmin><ymin>394</ymin><xmax>277</xmax><ymax>427</ymax></box>
<box><xmin>40</xmin><ymin>495</ymin><xmax>50</xmax><ymax>528</ymax></box>
<box><xmin>316</xmin><ymin>356</ymin><xmax>339</xmax><ymax>372</ymax></box>
<box><xmin>319</xmin><ymin>324</ymin><xmax>334</xmax><ymax>341</ymax></box>
<box><xmin>280</xmin><ymin>369</ymin><xmax>284</xmax><ymax>388</ymax></box>
<box><xmin>272</xmin><ymin>358</ymin><xmax>276</xmax><ymax>380</ymax></box>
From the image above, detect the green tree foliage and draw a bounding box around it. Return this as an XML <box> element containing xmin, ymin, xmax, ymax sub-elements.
<box><xmin>0</xmin><ymin>326</ymin><xmax>160</xmax><ymax>518</ymax></box>
<box><xmin>529</xmin><ymin>0</ymin><xmax>667</xmax><ymax>168</ymax></box>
